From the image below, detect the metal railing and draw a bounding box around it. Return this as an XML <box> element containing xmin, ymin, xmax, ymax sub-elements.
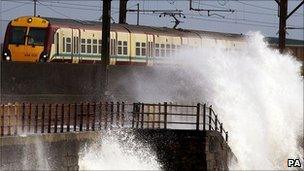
<box><xmin>0</xmin><ymin>102</ymin><xmax>127</xmax><ymax>136</ymax></box>
<box><xmin>0</xmin><ymin>102</ymin><xmax>228</xmax><ymax>141</ymax></box>
<box><xmin>132</xmin><ymin>102</ymin><xmax>228</xmax><ymax>141</ymax></box>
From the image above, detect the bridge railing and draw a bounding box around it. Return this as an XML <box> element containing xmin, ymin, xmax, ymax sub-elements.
<box><xmin>132</xmin><ymin>102</ymin><xmax>228</xmax><ymax>141</ymax></box>
<box><xmin>0</xmin><ymin>102</ymin><xmax>228</xmax><ymax>141</ymax></box>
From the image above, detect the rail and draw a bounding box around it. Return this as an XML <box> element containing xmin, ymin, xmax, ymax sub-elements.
<box><xmin>0</xmin><ymin>102</ymin><xmax>228</xmax><ymax>141</ymax></box>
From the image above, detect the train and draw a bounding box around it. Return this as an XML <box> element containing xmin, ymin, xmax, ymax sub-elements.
<box><xmin>2</xmin><ymin>16</ymin><xmax>246</xmax><ymax>65</ymax></box>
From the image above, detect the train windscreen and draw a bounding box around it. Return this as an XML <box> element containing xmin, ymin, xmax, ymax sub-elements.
<box><xmin>27</xmin><ymin>28</ymin><xmax>47</xmax><ymax>46</ymax></box>
<box><xmin>9</xmin><ymin>27</ymin><xmax>27</xmax><ymax>45</ymax></box>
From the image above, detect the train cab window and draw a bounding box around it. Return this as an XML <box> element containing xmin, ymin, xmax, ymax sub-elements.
<box><xmin>66</xmin><ymin>38</ymin><xmax>71</xmax><ymax>53</ymax></box>
<box><xmin>10</xmin><ymin>27</ymin><xmax>27</xmax><ymax>45</ymax></box>
<box><xmin>27</xmin><ymin>28</ymin><xmax>46</xmax><ymax>46</ymax></box>
<box><xmin>155</xmin><ymin>44</ymin><xmax>160</xmax><ymax>57</ymax></box>
<box><xmin>87</xmin><ymin>39</ymin><xmax>92</xmax><ymax>54</ymax></box>
<box><xmin>81</xmin><ymin>39</ymin><xmax>86</xmax><ymax>53</ymax></box>
<box><xmin>123</xmin><ymin>41</ymin><xmax>128</xmax><ymax>55</ymax></box>
<box><xmin>93</xmin><ymin>39</ymin><xmax>98</xmax><ymax>54</ymax></box>
<box><xmin>98</xmin><ymin>39</ymin><xmax>102</xmax><ymax>54</ymax></box>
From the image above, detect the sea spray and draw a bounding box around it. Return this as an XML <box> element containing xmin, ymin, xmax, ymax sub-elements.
<box><xmin>123</xmin><ymin>32</ymin><xmax>303</xmax><ymax>170</ymax></box>
<box><xmin>21</xmin><ymin>135</ymin><xmax>50</xmax><ymax>170</ymax></box>
<box><xmin>78</xmin><ymin>129</ymin><xmax>161</xmax><ymax>170</ymax></box>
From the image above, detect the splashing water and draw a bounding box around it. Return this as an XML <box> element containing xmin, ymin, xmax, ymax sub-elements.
<box><xmin>123</xmin><ymin>32</ymin><xmax>303</xmax><ymax>170</ymax></box>
<box><xmin>78</xmin><ymin>130</ymin><xmax>161</xmax><ymax>170</ymax></box>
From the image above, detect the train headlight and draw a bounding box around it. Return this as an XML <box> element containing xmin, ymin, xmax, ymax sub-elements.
<box><xmin>3</xmin><ymin>50</ymin><xmax>11</xmax><ymax>61</ymax></box>
<box><xmin>27</xmin><ymin>18</ymin><xmax>33</xmax><ymax>23</ymax></box>
<box><xmin>39</xmin><ymin>52</ymin><xmax>48</xmax><ymax>62</ymax></box>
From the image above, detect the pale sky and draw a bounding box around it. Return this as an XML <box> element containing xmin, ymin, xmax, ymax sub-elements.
<box><xmin>0</xmin><ymin>0</ymin><xmax>303</xmax><ymax>42</ymax></box>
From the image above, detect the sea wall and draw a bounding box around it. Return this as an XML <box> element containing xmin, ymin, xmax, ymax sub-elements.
<box><xmin>0</xmin><ymin>129</ymin><xmax>233</xmax><ymax>170</ymax></box>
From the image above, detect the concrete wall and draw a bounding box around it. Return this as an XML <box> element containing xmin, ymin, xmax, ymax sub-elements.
<box><xmin>0</xmin><ymin>62</ymin><xmax>105</xmax><ymax>103</ymax></box>
<box><xmin>0</xmin><ymin>132</ymin><xmax>100</xmax><ymax>170</ymax></box>
<box><xmin>0</xmin><ymin>129</ymin><xmax>233</xmax><ymax>170</ymax></box>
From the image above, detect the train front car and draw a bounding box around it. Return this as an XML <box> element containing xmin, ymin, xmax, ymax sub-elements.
<box><xmin>2</xmin><ymin>16</ymin><xmax>50</xmax><ymax>62</ymax></box>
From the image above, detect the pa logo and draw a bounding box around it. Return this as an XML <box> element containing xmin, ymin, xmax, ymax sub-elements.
<box><xmin>287</xmin><ymin>159</ymin><xmax>302</xmax><ymax>167</ymax></box>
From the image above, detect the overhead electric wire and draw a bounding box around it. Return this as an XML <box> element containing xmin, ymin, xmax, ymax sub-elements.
<box><xmin>0</xmin><ymin>2</ymin><xmax>29</xmax><ymax>14</ymax></box>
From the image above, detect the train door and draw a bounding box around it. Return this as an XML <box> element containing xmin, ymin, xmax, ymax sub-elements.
<box><xmin>147</xmin><ymin>34</ymin><xmax>154</xmax><ymax>65</ymax></box>
<box><xmin>72</xmin><ymin>29</ymin><xmax>80</xmax><ymax>63</ymax></box>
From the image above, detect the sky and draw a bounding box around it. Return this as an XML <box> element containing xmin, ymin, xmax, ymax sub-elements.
<box><xmin>0</xmin><ymin>0</ymin><xmax>303</xmax><ymax>43</ymax></box>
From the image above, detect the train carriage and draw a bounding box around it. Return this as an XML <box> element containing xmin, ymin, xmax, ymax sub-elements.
<box><xmin>2</xmin><ymin>16</ymin><xmax>246</xmax><ymax>64</ymax></box>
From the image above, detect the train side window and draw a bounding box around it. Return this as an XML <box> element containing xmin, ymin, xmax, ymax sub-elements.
<box><xmin>98</xmin><ymin>39</ymin><xmax>102</xmax><ymax>54</ymax></box>
<box><xmin>136</xmin><ymin>42</ymin><xmax>141</xmax><ymax>56</ymax></box>
<box><xmin>171</xmin><ymin>44</ymin><xmax>176</xmax><ymax>56</ymax></box>
<box><xmin>81</xmin><ymin>39</ymin><xmax>86</xmax><ymax>53</ymax></box>
<box><xmin>123</xmin><ymin>41</ymin><xmax>128</xmax><ymax>55</ymax></box>
<box><xmin>93</xmin><ymin>39</ymin><xmax>98</xmax><ymax>54</ymax></box>
<box><xmin>87</xmin><ymin>39</ymin><xmax>92</xmax><ymax>54</ymax></box>
<box><xmin>66</xmin><ymin>38</ymin><xmax>71</xmax><ymax>53</ymax></box>
<box><xmin>166</xmin><ymin>44</ymin><xmax>170</xmax><ymax>57</ymax></box>
<box><xmin>117</xmin><ymin>41</ymin><xmax>122</xmax><ymax>55</ymax></box>
<box><xmin>62</xmin><ymin>37</ymin><xmax>66</xmax><ymax>52</ymax></box>
<box><xmin>160</xmin><ymin>44</ymin><xmax>165</xmax><ymax>57</ymax></box>
<box><xmin>155</xmin><ymin>44</ymin><xmax>160</xmax><ymax>57</ymax></box>
<box><xmin>142</xmin><ymin>43</ymin><xmax>146</xmax><ymax>56</ymax></box>
<box><xmin>56</xmin><ymin>33</ymin><xmax>59</xmax><ymax>55</ymax></box>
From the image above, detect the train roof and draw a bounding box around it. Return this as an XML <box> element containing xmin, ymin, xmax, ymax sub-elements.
<box><xmin>44</xmin><ymin>17</ymin><xmax>244</xmax><ymax>39</ymax></box>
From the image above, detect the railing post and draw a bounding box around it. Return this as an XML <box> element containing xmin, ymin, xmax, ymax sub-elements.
<box><xmin>196</xmin><ymin>103</ymin><xmax>200</xmax><ymax>131</ymax></box>
<box><xmin>28</xmin><ymin>103</ymin><xmax>32</xmax><ymax>132</ymax></box>
<box><xmin>86</xmin><ymin>103</ymin><xmax>90</xmax><ymax>131</ymax></box>
<box><xmin>209</xmin><ymin>105</ymin><xmax>212</xmax><ymax>130</ymax></box>
<box><xmin>7</xmin><ymin>105</ymin><xmax>11</xmax><ymax>136</ymax></box>
<box><xmin>164</xmin><ymin>102</ymin><xmax>167</xmax><ymax>129</ymax></box>
<box><xmin>141</xmin><ymin>103</ymin><xmax>144</xmax><ymax>129</ymax></box>
<box><xmin>61</xmin><ymin>104</ymin><xmax>64</xmax><ymax>133</ymax></box>
<box><xmin>67</xmin><ymin>104</ymin><xmax>71</xmax><ymax>132</ymax></box>
<box><xmin>136</xmin><ymin>103</ymin><xmax>140</xmax><ymax>129</ymax></box>
<box><xmin>92</xmin><ymin>102</ymin><xmax>96</xmax><ymax>131</ymax></box>
<box><xmin>226</xmin><ymin>131</ymin><xmax>228</xmax><ymax>142</ymax></box>
<box><xmin>158</xmin><ymin>103</ymin><xmax>161</xmax><ymax>128</ymax></box>
<box><xmin>215</xmin><ymin>115</ymin><xmax>218</xmax><ymax>131</ymax></box>
<box><xmin>22</xmin><ymin>103</ymin><xmax>25</xmax><ymax>133</ymax></box>
<box><xmin>99</xmin><ymin>102</ymin><xmax>103</xmax><ymax>130</ymax></box>
<box><xmin>110</xmin><ymin>102</ymin><xmax>114</xmax><ymax>128</ymax></box>
<box><xmin>41</xmin><ymin>104</ymin><xmax>45</xmax><ymax>133</ymax></box>
<box><xmin>74</xmin><ymin>103</ymin><xmax>77</xmax><ymax>131</ymax></box>
<box><xmin>116</xmin><ymin>102</ymin><xmax>120</xmax><ymax>127</ymax></box>
<box><xmin>14</xmin><ymin>103</ymin><xmax>18</xmax><ymax>135</ymax></box>
<box><xmin>132</xmin><ymin>103</ymin><xmax>135</xmax><ymax>128</ymax></box>
<box><xmin>34</xmin><ymin>104</ymin><xmax>38</xmax><ymax>133</ymax></box>
<box><xmin>220</xmin><ymin>123</ymin><xmax>223</xmax><ymax>133</ymax></box>
<box><xmin>80</xmin><ymin>103</ymin><xmax>83</xmax><ymax>131</ymax></box>
<box><xmin>0</xmin><ymin>105</ymin><xmax>4</xmax><ymax>136</ymax></box>
<box><xmin>121</xmin><ymin>102</ymin><xmax>125</xmax><ymax>127</ymax></box>
<box><xmin>105</xmin><ymin>102</ymin><xmax>108</xmax><ymax>129</ymax></box>
<box><xmin>48</xmin><ymin>104</ymin><xmax>52</xmax><ymax>133</ymax></box>
<box><xmin>203</xmin><ymin>104</ymin><xmax>206</xmax><ymax>131</ymax></box>
<box><xmin>54</xmin><ymin>104</ymin><xmax>58</xmax><ymax>133</ymax></box>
